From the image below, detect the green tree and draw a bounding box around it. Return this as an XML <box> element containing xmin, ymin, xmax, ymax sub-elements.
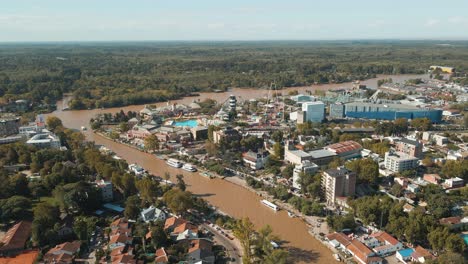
<box><xmin>124</xmin><ymin>195</ymin><xmax>141</xmax><ymax>220</ymax></box>
<box><xmin>0</xmin><ymin>196</ymin><xmax>31</xmax><ymax>222</ymax></box>
<box><xmin>176</xmin><ymin>174</ymin><xmax>186</xmax><ymax>191</ymax></box>
<box><xmin>151</xmin><ymin>221</ymin><xmax>169</xmax><ymax>249</ymax></box>
<box><xmin>345</xmin><ymin>158</ymin><xmax>379</xmax><ymax>184</ymax></box>
<box><xmin>233</xmin><ymin>217</ymin><xmax>256</xmax><ymax>264</ymax></box>
<box><xmin>73</xmin><ymin>216</ymin><xmax>98</xmax><ymax>242</ymax></box>
<box><xmin>46</xmin><ymin>116</ymin><xmax>63</xmax><ymax>132</ymax></box>
<box><xmin>163</xmin><ymin>189</ymin><xmax>194</xmax><ymax>215</ymax></box>
<box><xmin>273</xmin><ymin>142</ymin><xmax>284</xmax><ymax>160</ymax></box>
<box><xmin>32</xmin><ymin>203</ymin><xmax>59</xmax><ymax>246</ymax></box>
<box><xmin>144</xmin><ymin>134</ymin><xmax>160</xmax><ymax>152</ymax></box>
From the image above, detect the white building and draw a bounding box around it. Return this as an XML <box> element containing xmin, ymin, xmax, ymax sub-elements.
<box><xmin>384</xmin><ymin>151</ymin><xmax>419</xmax><ymax>173</ymax></box>
<box><xmin>129</xmin><ymin>163</ymin><xmax>145</xmax><ymax>175</ymax></box>
<box><xmin>242</xmin><ymin>150</ymin><xmax>269</xmax><ymax>170</ymax></box>
<box><xmin>140</xmin><ymin>206</ymin><xmax>166</xmax><ymax>223</ymax></box>
<box><xmin>301</xmin><ymin>101</ymin><xmax>325</xmax><ymax>123</ymax></box>
<box><xmin>292</xmin><ymin>161</ymin><xmax>319</xmax><ymax>190</ymax></box>
<box><xmin>433</xmin><ymin>134</ymin><xmax>448</xmax><ymax>146</ymax></box>
<box><xmin>26</xmin><ymin>133</ymin><xmax>61</xmax><ymax>149</ymax></box>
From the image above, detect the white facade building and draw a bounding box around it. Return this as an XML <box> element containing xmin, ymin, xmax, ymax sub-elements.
<box><xmin>301</xmin><ymin>101</ymin><xmax>325</xmax><ymax>123</ymax></box>
<box><xmin>26</xmin><ymin>133</ymin><xmax>61</xmax><ymax>149</ymax></box>
<box><xmin>384</xmin><ymin>151</ymin><xmax>419</xmax><ymax>173</ymax></box>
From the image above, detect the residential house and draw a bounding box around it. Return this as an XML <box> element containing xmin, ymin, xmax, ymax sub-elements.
<box><xmin>326</xmin><ymin>232</ymin><xmax>351</xmax><ymax>251</ymax></box>
<box><xmin>411</xmin><ymin>246</ymin><xmax>434</xmax><ymax>263</ymax></box>
<box><xmin>370</xmin><ymin>231</ymin><xmax>403</xmax><ymax>256</ymax></box>
<box><xmin>44</xmin><ymin>241</ymin><xmax>81</xmax><ymax>264</ymax></box>
<box><xmin>186</xmin><ymin>239</ymin><xmax>215</xmax><ymax>264</ymax></box>
<box><xmin>0</xmin><ymin>221</ymin><xmax>32</xmax><ymax>256</ymax></box>
<box><xmin>140</xmin><ymin>206</ymin><xmax>166</xmax><ymax>223</ymax></box>
<box><xmin>126</xmin><ymin>124</ymin><xmax>158</xmax><ymax>139</ymax></box>
<box><xmin>395</xmin><ymin>138</ymin><xmax>423</xmax><ymax>158</ymax></box>
<box><xmin>164</xmin><ymin>217</ymin><xmax>188</xmax><ymax>233</ymax></box>
<box><xmin>242</xmin><ymin>149</ymin><xmax>269</xmax><ymax>170</ymax></box>
<box><xmin>346</xmin><ymin>239</ymin><xmax>381</xmax><ymax>264</ymax></box>
<box><xmin>439</xmin><ymin>216</ymin><xmax>468</xmax><ymax>230</ymax></box>
<box><xmin>0</xmin><ymin>250</ymin><xmax>39</xmax><ymax>264</ymax></box>
<box><xmin>212</xmin><ymin>127</ymin><xmax>240</xmax><ymax>144</ymax></box>
<box><xmin>443</xmin><ymin>177</ymin><xmax>464</xmax><ymax>189</ymax></box>
<box><xmin>155</xmin><ymin>248</ymin><xmax>169</xmax><ymax>264</ymax></box>
<box><xmin>423</xmin><ymin>174</ymin><xmax>441</xmax><ymax>185</ymax></box>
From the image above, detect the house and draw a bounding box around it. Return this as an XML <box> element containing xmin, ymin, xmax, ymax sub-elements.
<box><xmin>140</xmin><ymin>206</ymin><xmax>166</xmax><ymax>223</ymax></box>
<box><xmin>370</xmin><ymin>231</ymin><xmax>403</xmax><ymax>256</ymax></box>
<box><xmin>174</xmin><ymin>229</ymin><xmax>199</xmax><ymax>242</ymax></box>
<box><xmin>242</xmin><ymin>149</ymin><xmax>269</xmax><ymax>170</ymax></box>
<box><xmin>155</xmin><ymin>248</ymin><xmax>169</xmax><ymax>264</ymax></box>
<box><xmin>109</xmin><ymin>234</ymin><xmax>133</xmax><ymax>250</ymax></box>
<box><xmin>446</xmin><ymin>150</ymin><xmax>468</xmax><ymax>161</ymax></box>
<box><xmin>411</xmin><ymin>246</ymin><xmax>434</xmax><ymax>263</ymax></box>
<box><xmin>396</xmin><ymin>248</ymin><xmax>414</xmax><ymax>263</ymax></box>
<box><xmin>406</xmin><ymin>184</ymin><xmax>419</xmax><ymax>193</ymax></box>
<box><xmin>0</xmin><ymin>221</ymin><xmax>32</xmax><ymax>256</ymax></box>
<box><xmin>186</xmin><ymin>239</ymin><xmax>215</xmax><ymax>264</ymax></box>
<box><xmin>439</xmin><ymin>216</ymin><xmax>468</xmax><ymax>230</ymax></box>
<box><xmin>164</xmin><ymin>217</ymin><xmax>188</xmax><ymax>232</ymax></box>
<box><xmin>443</xmin><ymin>177</ymin><xmax>464</xmax><ymax>189</ymax></box>
<box><xmin>346</xmin><ymin>239</ymin><xmax>379</xmax><ymax>264</ymax></box>
<box><xmin>326</xmin><ymin>232</ymin><xmax>351</xmax><ymax>250</ymax></box>
<box><xmin>110</xmin><ymin>253</ymin><xmax>137</xmax><ymax>264</ymax></box>
<box><xmin>433</xmin><ymin>134</ymin><xmax>448</xmax><ymax>146</ymax></box>
<box><xmin>0</xmin><ymin>250</ymin><xmax>39</xmax><ymax>264</ymax></box>
<box><xmin>44</xmin><ymin>241</ymin><xmax>81</xmax><ymax>264</ymax></box>
<box><xmin>423</xmin><ymin>174</ymin><xmax>441</xmax><ymax>185</ymax></box>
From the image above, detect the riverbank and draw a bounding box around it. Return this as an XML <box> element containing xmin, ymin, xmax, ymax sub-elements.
<box><xmin>94</xmin><ymin>130</ymin><xmax>338</xmax><ymax>263</ymax></box>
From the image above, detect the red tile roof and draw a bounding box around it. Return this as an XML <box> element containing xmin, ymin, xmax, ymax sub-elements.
<box><xmin>44</xmin><ymin>241</ymin><xmax>81</xmax><ymax>264</ymax></box>
<box><xmin>0</xmin><ymin>250</ymin><xmax>39</xmax><ymax>264</ymax></box>
<box><xmin>371</xmin><ymin>231</ymin><xmax>400</xmax><ymax>246</ymax></box>
<box><xmin>411</xmin><ymin>246</ymin><xmax>433</xmax><ymax>260</ymax></box>
<box><xmin>326</xmin><ymin>141</ymin><xmax>362</xmax><ymax>154</ymax></box>
<box><xmin>439</xmin><ymin>216</ymin><xmax>462</xmax><ymax>225</ymax></box>
<box><xmin>0</xmin><ymin>222</ymin><xmax>32</xmax><ymax>253</ymax></box>
<box><xmin>346</xmin><ymin>240</ymin><xmax>373</xmax><ymax>264</ymax></box>
<box><xmin>326</xmin><ymin>232</ymin><xmax>352</xmax><ymax>247</ymax></box>
<box><xmin>173</xmin><ymin>222</ymin><xmax>198</xmax><ymax>235</ymax></box>
<box><xmin>155</xmin><ymin>248</ymin><xmax>169</xmax><ymax>263</ymax></box>
<box><xmin>164</xmin><ymin>217</ymin><xmax>187</xmax><ymax>230</ymax></box>
<box><xmin>188</xmin><ymin>239</ymin><xmax>213</xmax><ymax>254</ymax></box>
<box><xmin>110</xmin><ymin>234</ymin><xmax>132</xmax><ymax>245</ymax></box>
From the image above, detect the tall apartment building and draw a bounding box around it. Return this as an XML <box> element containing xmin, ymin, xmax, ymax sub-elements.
<box><xmin>395</xmin><ymin>138</ymin><xmax>423</xmax><ymax>158</ymax></box>
<box><xmin>321</xmin><ymin>167</ymin><xmax>356</xmax><ymax>206</ymax></box>
<box><xmin>329</xmin><ymin>103</ymin><xmax>345</xmax><ymax>119</ymax></box>
<box><xmin>384</xmin><ymin>151</ymin><xmax>419</xmax><ymax>173</ymax></box>
<box><xmin>301</xmin><ymin>101</ymin><xmax>325</xmax><ymax>123</ymax></box>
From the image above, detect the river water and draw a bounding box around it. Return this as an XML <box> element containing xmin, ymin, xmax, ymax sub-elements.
<box><xmin>49</xmin><ymin>74</ymin><xmax>426</xmax><ymax>263</ymax></box>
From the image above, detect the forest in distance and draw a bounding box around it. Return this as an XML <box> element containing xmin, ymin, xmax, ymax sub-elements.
<box><xmin>1</xmin><ymin>40</ymin><xmax>468</xmax><ymax>110</ymax></box>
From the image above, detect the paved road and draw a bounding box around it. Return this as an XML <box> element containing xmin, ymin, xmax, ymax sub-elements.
<box><xmin>202</xmin><ymin>223</ymin><xmax>243</xmax><ymax>264</ymax></box>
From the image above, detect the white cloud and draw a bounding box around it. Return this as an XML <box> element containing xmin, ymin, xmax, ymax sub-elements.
<box><xmin>425</xmin><ymin>18</ymin><xmax>440</xmax><ymax>27</ymax></box>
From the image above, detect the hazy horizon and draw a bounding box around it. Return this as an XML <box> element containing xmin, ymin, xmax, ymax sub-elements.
<box><xmin>2</xmin><ymin>0</ymin><xmax>468</xmax><ymax>42</ymax></box>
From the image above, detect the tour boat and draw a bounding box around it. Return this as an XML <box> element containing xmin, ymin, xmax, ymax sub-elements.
<box><xmin>166</xmin><ymin>158</ymin><xmax>183</xmax><ymax>168</ymax></box>
<box><xmin>261</xmin><ymin>200</ymin><xmax>279</xmax><ymax>211</ymax></box>
<box><xmin>288</xmin><ymin>211</ymin><xmax>296</xmax><ymax>218</ymax></box>
<box><xmin>182</xmin><ymin>163</ymin><xmax>197</xmax><ymax>172</ymax></box>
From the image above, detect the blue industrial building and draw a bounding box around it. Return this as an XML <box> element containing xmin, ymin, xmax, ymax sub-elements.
<box><xmin>344</xmin><ymin>102</ymin><xmax>443</xmax><ymax>123</ymax></box>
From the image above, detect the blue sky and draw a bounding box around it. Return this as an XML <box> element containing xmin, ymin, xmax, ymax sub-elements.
<box><xmin>1</xmin><ymin>0</ymin><xmax>468</xmax><ymax>41</ymax></box>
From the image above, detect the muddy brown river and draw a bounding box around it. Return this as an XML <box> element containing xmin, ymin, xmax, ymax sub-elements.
<box><xmin>49</xmin><ymin>74</ymin><xmax>425</xmax><ymax>263</ymax></box>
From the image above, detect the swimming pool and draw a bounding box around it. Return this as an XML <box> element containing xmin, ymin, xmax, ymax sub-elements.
<box><xmin>462</xmin><ymin>234</ymin><xmax>468</xmax><ymax>246</ymax></box>
<box><xmin>173</xmin><ymin>119</ymin><xmax>198</xmax><ymax>128</ymax></box>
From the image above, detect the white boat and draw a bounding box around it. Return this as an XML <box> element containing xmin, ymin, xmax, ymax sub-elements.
<box><xmin>81</xmin><ymin>126</ymin><xmax>87</xmax><ymax>131</ymax></box>
<box><xmin>288</xmin><ymin>211</ymin><xmax>296</xmax><ymax>218</ymax></box>
<box><xmin>166</xmin><ymin>158</ymin><xmax>183</xmax><ymax>168</ymax></box>
<box><xmin>182</xmin><ymin>163</ymin><xmax>197</xmax><ymax>172</ymax></box>
<box><xmin>129</xmin><ymin>163</ymin><xmax>145</xmax><ymax>175</ymax></box>
<box><xmin>333</xmin><ymin>253</ymin><xmax>341</xmax><ymax>261</ymax></box>
<box><xmin>261</xmin><ymin>200</ymin><xmax>279</xmax><ymax>211</ymax></box>
<box><xmin>270</xmin><ymin>241</ymin><xmax>279</xmax><ymax>249</ymax></box>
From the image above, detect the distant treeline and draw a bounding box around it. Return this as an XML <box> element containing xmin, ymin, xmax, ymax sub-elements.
<box><xmin>1</xmin><ymin>41</ymin><xmax>468</xmax><ymax>110</ymax></box>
